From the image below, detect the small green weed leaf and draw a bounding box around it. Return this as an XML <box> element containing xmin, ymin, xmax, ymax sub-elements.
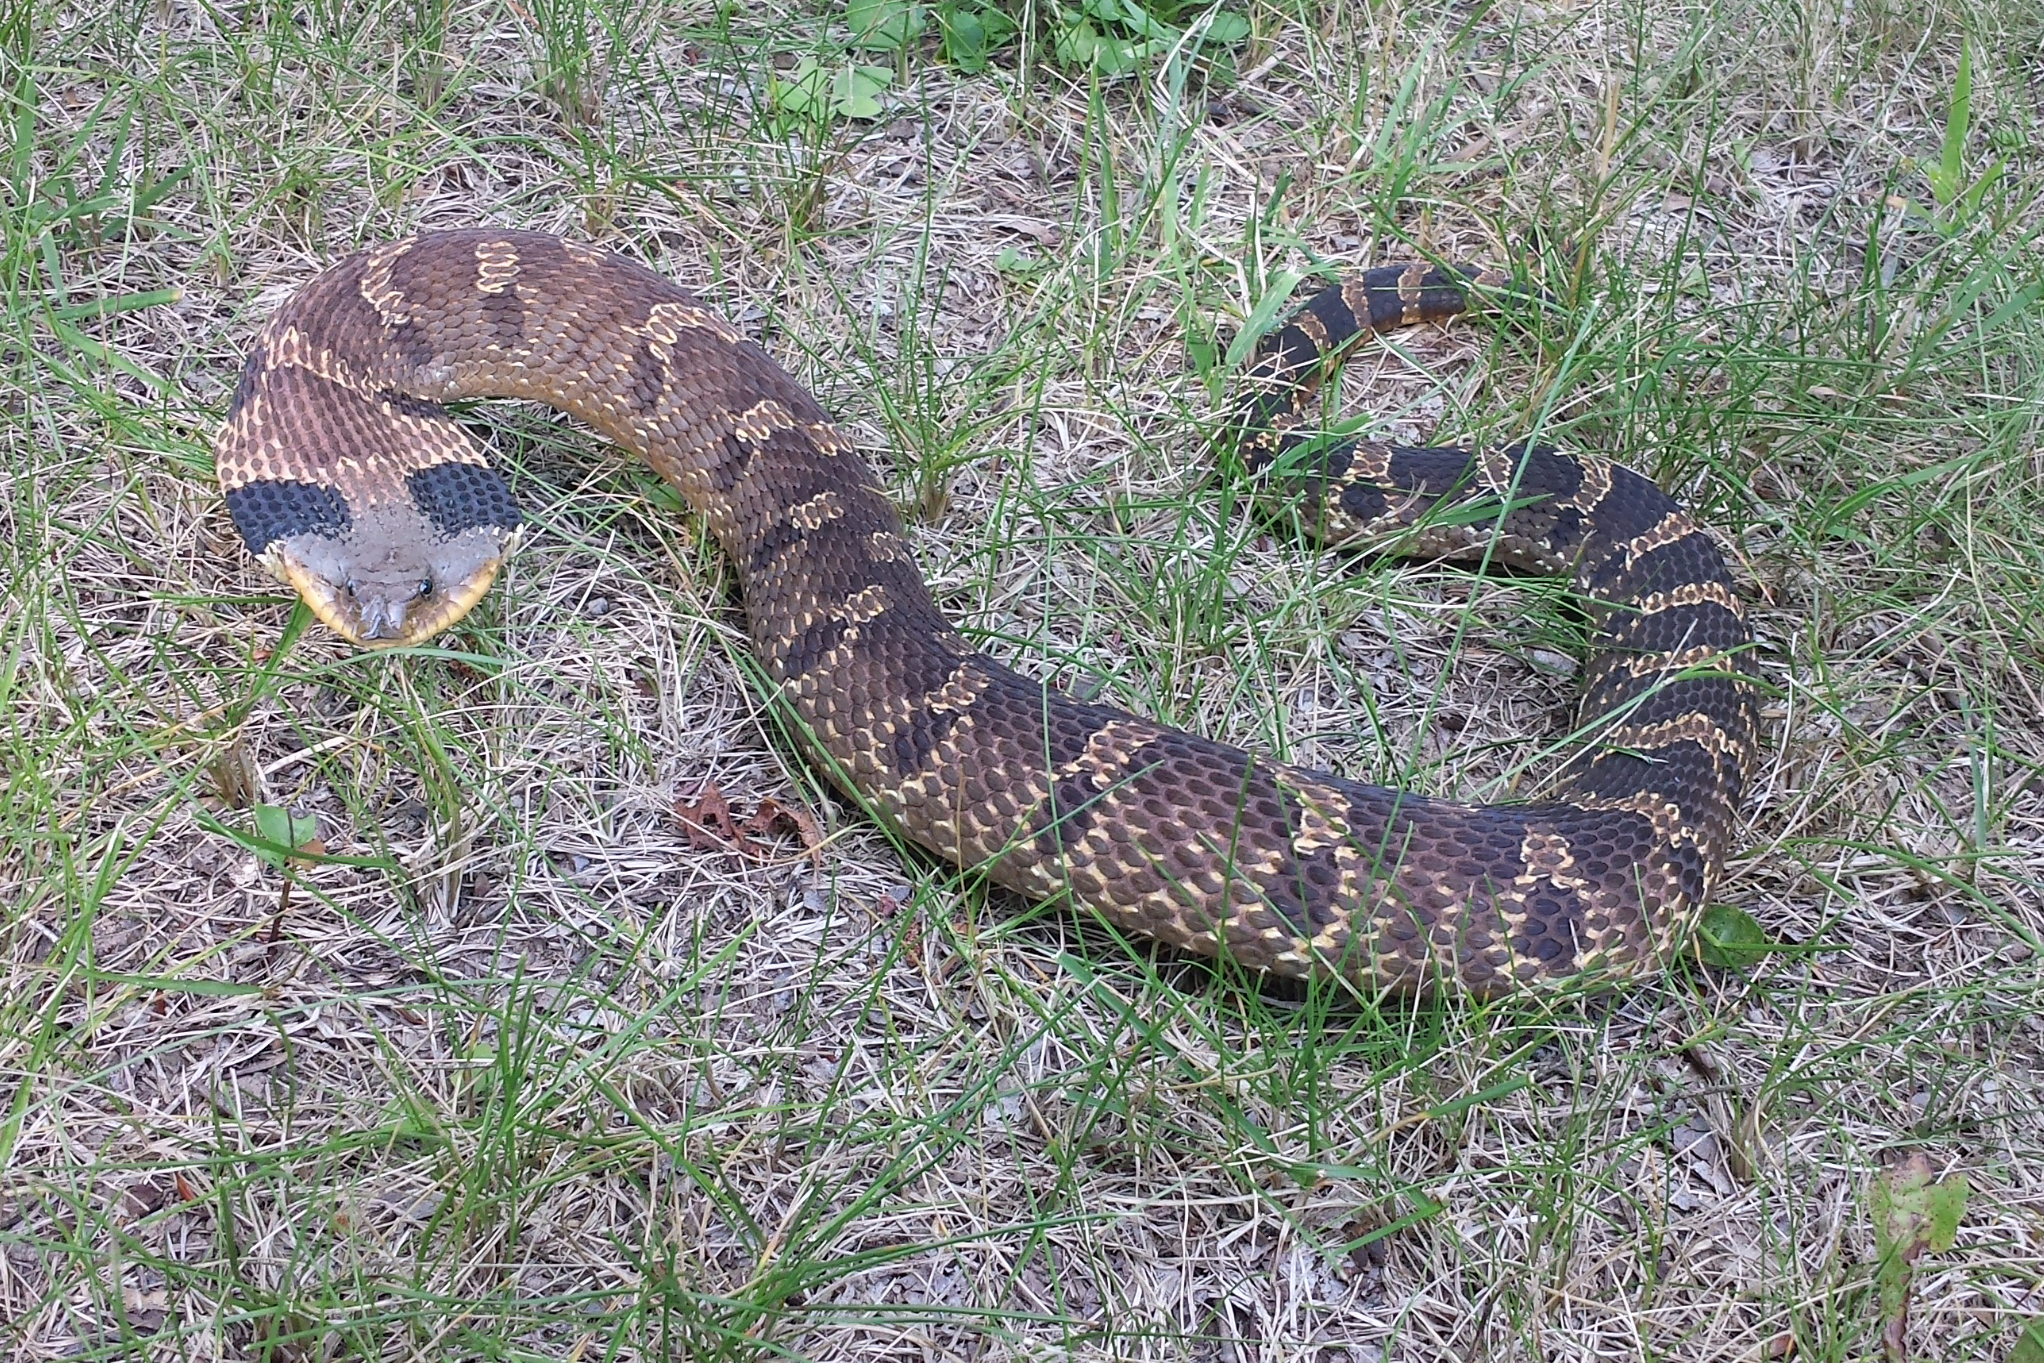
<box><xmin>85</xmin><ymin>971</ymin><xmax>266</xmax><ymax>997</ymax></box>
<box><xmin>380</xmin><ymin>1110</ymin><xmax>447</xmax><ymax>1150</ymax></box>
<box><xmin>1088</xmin><ymin>0</ymin><xmax>1173</xmax><ymax>39</ymax></box>
<box><xmin>774</xmin><ymin>59</ymin><xmax>893</xmax><ymax>123</ymax></box>
<box><xmin>1912</xmin><ymin>45</ymin><xmax>2006</xmax><ymax>230</ymax></box>
<box><xmin>252</xmin><ymin>804</ymin><xmax>319</xmax><ymax>867</ymax></box>
<box><xmin>1871</xmin><ymin>1153</ymin><xmax>1969</xmax><ymax>1362</ymax></box>
<box><xmin>1928</xmin><ymin>46</ymin><xmax>1972</xmax><ymax>208</ymax></box>
<box><xmin>1695</xmin><ymin>902</ymin><xmax>1770</xmax><ymax>970</ymax></box>
<box><xmin>832</xmin><ymin>64</ymin><xmax>893</xmax><ymax>119</ymax></box>
<box><xmin>1057</xmin><ymin>0</ymin><xmax>1251</xmax><ymax>65</ymax></box>
<box><xmin>938</xmin><ymin>6</ymin><xmax>986</xmax><ymax>65</ymax></box>
<box><xmin>2010</xmin><ymin>1317</ymin><xmax>2044</xmax><ymax>1363</ymax></box>
<box><xmin>1959</xmin><ymin>158</ymin><xmax>2006</xmax><ymax>220</ymax></box>
<box><xmin>848</xmin><ymin>0</ymin><xmax>925</xmax><ymax>50</ymax></box>
<box><xmin>768</xmin><ymin>60</ymin><xmax>817</xmax><ymax>121</ymax></box>
<box><xmin>773</xmin><ymin>60</ymin><xmax>830</xmax><ymax>121</ymax></box>
<box><xmin>937</xmin><ymin>2</ymin><xmax>1016</xmax><ymax>70</ymax></box>
<box><xmin>1053</xmin><ymin>1</ymin><xmax>1173</xmax><ymax>74</ymax></box>
<box><xmin>1052</xmin><ymin>15</ymin><xmax>1118</xmax><ymax>72</ymax></box>
<box><xmin>994</xmin><ymin>246</ymin><xmax>1046</xmax><ymax>276</ymax></box>
<box><xmin>634</xmin><ymin>469</ymin><xmax>689</xmax><ymax>514</ymax></box>
<box><xmin>1195</xmin><ymin>9</ymin><xmax>1249</xmax><ymax>41</ymax></box>
<box><xmin>1184</xmin><ymin>325</ymin><xmax>1221</xmax><ymax>384</ymax></box>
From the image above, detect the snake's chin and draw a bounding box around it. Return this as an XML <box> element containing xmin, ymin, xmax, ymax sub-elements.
<box><xmin>264</xmin><ymin>512</ymin><xmax>520</xmax><ymax>648</ymax></box>
<box><xmin>277</xmin><ymin>549</ymin><xmax>503</xmax><ymax>648</ymax></box>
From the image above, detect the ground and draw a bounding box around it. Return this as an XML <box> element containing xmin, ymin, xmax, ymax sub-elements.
<box><xmin>3</xmin><ymin>0</ymin><xmax>2042</xmax><ymax>1359</ymax></box>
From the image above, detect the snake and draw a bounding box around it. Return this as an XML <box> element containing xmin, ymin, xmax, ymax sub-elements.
<box><xmin>213</xmin><ymin>228</ymin><xmax>1762</xmax><ymax>997</ymax></box>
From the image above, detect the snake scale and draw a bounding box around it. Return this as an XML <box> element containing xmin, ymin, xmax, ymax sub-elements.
<box><xmin>214</xmin><ymin>229</ymin><xmax>1762</xmax><ymax>996</ymax></box>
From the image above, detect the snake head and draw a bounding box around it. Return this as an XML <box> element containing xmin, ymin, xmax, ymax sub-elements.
<box><xmin>269</xmin><ymin>504</ymin><xmax>519</xmax><ymax>648</ymax></box>
<box><xmin>275</xmin><ymin>510</ymin><xmax>519</xmax><ymax>649</ymax></box>
<box><xmin>225</xmin><ymin>460</ymin><xmax>526</xmax><ymax>649</ymax></box>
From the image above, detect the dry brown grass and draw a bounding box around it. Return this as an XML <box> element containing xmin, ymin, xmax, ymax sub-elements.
<box><xmin>4</xmin><ymin>0</ymin><xmax>2041</xmax><ymax>1358</ymax></box>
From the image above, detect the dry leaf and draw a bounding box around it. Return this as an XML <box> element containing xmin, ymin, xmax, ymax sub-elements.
<box><xmin>744</xmin><ymin>797</ymin><xmax>825</xmax><ymax>867</ymax></box>
<box><xmin>676</xmin><ymin>786</ymin><xmax>823</xmax><ymax>864</ymax></box>
<box><xmin>675</xmin><ymin>783</ymin><xmax>744</xmax><ymax>853</ymax></box>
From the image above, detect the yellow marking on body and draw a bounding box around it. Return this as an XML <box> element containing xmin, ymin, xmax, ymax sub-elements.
<box><xmin>1292</xmin><ymin>308</ymin><xmax>1330</xmax><ymax>351</ymax></box>
<box><xmin>1598</xmin><ymin>711</ymin><xmax>1754</xmax><ymax>766</ymax></box>
<box><xmin>475</xmin><ymin>239</ymin><xmax>521</xmax><ymax>295</ymax></box>
<box><xmin>214</xmin><ymin>391</ymin><xmax>267</xmax><ymax>488</ymax></box>
<box><xmin>1611</xmin><ymin>643</ymin><xmax>1742</xmax><ymax>679</ymax></box>
<box><xmin>1636</xmin><ymin>579</ymin><xmax>1744</xmax><ymax>618</ymax></box>
<box><xmin>1559</xmin><ymin>791</ymin><xmax>1698</xmax><ymax>851</ymax></box>
<box><xmin>1397</xmin><ymin>261</ymin><xmax>1431</xmax><ymax>324</ymax></box>
<box><xmin>1278</xmin><ymin>772</ymin><xmax>1423</xmax><ymax>905</ymax></box>
<box><xmin>866</xmin><ymin>531</ymin><xmax>909</xmax><ymax>563</ymax></box>
<box><xmin>1347</xmin><ymin>442</ymin><xmax>1395</xmax><ymax>482</ymax></box>
<box><xmin>1006</xmin><ymin>718</ymin><xmax>1202</xmax><ymax>925</ymax></box>
<box><xmin>330</xmin><ymin>440</ymin><xmax>461</xmax><ymax>485</ymax></box>
<box><xmin>925</xmin><ymin>660</ymin><xmax>988</xmax><ymax>714</ymax></box>
<box><xmin>376</xmin><ymin>400</ymin><xmax>493</xmax><ymax>463</ymax></box>
<box><xmin>787</xmin><ymin>490</ymin><xmax>845</xmax><ymax>530</ymax></box>
<box><xmin>732</xmin><ymin>398</ymin><xmax>798</xmax><ymax>446</ymax></box>
<box><xmin>1517</xmin><ymin>830</ymin><xmax>1585</xmax><ymax>888</ymax></box>
<box><xmin>1561</xmin><ymin>454</ymin><xmax>1615</xmax><ymax>512</ymax></box>
<box><xmin>263</xmin><ymin>324</ymin><xmax>389</xmax><ymax>398</ymax></box>
<box><xmin>357</xmin><ymin>239</ymin><xmax>415</xmax><ymax>324</ymax></box>
<box><xmin>1340</xmin><ymin>278</ymin><xmax>1377</xmax><ymax>325</ymax></box>
<box><xmin>559</xmin><ymin>240</ymin><xmax>615</xmax><ymax>272</ymax></box>
<box><xmin>640</xmin><ymin>299</ymin><xmax>743</xmax><ymax>355</ymax></box>
<box><xmin>1281</xmin><ymin>776</ymin><xmax>1353</xmax><ymax>857</ymax></box>
<box><xmin>1619</xmin><ymin>508</ymin><xmax>1701</xmax><ymax>565</ymax></box>
<box><xmin>1478</xmin><ymin>447</ymin><xmax>1526</xmax><ymax>495</ymax></box>
<box><xmin>838</xmin><ymin>583</ymin><xmax>891</xmax><ymax>625</ymax></box>
<box><xmin>808</xmin><ymin>422</ymin><xmax>855</xmax><ymax>454</ymax></box>
<box><xmin>1074</xmin><ymin>718</ymin><xmax>1168</xmax><ymax>773</ymax></box>
<box><xmin>1306</xmin><ymin>921</ymin><xmax>1354</xmax><ymax>960</ymax></box>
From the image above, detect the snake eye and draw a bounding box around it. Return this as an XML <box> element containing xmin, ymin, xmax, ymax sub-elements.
<box><xmin>416</xmin><ymin>579</ymin><xmax>434</xmax><ymax>599</ymax></box>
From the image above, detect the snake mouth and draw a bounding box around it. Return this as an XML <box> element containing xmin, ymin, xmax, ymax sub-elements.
<box><xmin>278</xmin><ymin>550</ymin><xmax>504</xmax><ymax>648</ymax></box>
<box><xmin>267</xmin><ymin>521</ymin><xmax>521</xmax><ymax>649</ymax></box>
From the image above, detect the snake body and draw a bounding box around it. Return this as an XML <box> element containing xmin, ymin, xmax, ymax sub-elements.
<box><xmin>215</xmin><ymin>229</ymin><xmax>1761</xmax><ymax>996</ymax></box>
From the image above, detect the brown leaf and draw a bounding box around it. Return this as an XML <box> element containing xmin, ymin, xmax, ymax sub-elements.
<box><xmin>676</xmin><ymin>784</ymin><xmax>824</xmax><ymax>865</ymax></box>
<box><xmin>122</xmin><ymin>1178</ymin><xmax>171</xmax><ymax>1218</ymax></box>
<box><xmin>744</xmin><ymin>798</ymin><xmax>824</xmax><ymax>867</ymax></box>
<box><xmin>675</xmin><ymin>783</ymin><xmax>747</xmax><ymax>854</ymax></box>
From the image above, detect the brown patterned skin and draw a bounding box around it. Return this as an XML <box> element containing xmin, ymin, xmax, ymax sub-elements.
<box><xmin>215</xmin><ymin>230</ymin><xmax>1762</xmax><ymax>997</ymax></box>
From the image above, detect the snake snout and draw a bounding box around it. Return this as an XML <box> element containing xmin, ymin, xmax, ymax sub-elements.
<box><xmin>260</xmin><ymin>501</ymin><xmax>518</xmax><ymax>648</ymax></box>
<box><xmin>352</xmin><ymin>580</ymin><xmax>419</xmax><ymax>643</ymax></box>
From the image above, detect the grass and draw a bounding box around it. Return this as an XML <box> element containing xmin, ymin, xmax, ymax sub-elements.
<box><xmin>4</xmin><ymin>0</ymin><xmax>2042</xmax><ymax>1358</ymax></box>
